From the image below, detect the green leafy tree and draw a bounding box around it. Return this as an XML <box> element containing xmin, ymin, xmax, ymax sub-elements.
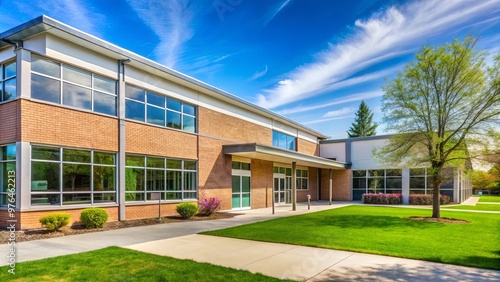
<box><xmin>378</xmin><ymin>37</ymin><xmax>500</xmax><ymax>218</ymax></box>
<box><xmin>347</xmin><ymin>100</ymin><xmax>378</xmax><ymax>137</ymax></box>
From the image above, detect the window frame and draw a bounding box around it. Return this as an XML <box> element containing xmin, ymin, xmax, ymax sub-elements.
<box><xmin>0</xmin><ymin>60</ymin><xmax>17</xmax><ymax>103</ymax></box>
<box><xmin>272</xmin><ymin>130</ymin><xmax>296</xmax><ymax>151</ymax></box>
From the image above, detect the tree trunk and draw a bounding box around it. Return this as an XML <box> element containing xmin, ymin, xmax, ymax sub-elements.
<box><xmin>432</xmin><ymin>183</ymin><xmax>440</xmax><ymax>218</ymax></box>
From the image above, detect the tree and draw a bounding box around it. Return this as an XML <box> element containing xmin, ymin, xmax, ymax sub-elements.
<box><xmin>347</xmin><ymin>100</ymin><xmax>378</xmax><ymax>137</ymax></box>
<box><xmin>378</xmin><ymin>37</ymin><xmax>500</xmax><ymax>218</ymax></box>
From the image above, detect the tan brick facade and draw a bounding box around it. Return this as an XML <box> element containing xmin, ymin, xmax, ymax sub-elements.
<box><xmin>0</xmin><ymin>100</ymin><xmax>21</xmax><ymax>144</ymax></box>
<box><xmin>320</xmin><ymin>169</ymin><xmax>352</xmax><ymax>201</ymax></box>
<box><xmin>297</xmin><ymin>138</ymin><xmax>319</xmax><ymax>156</ymax></box>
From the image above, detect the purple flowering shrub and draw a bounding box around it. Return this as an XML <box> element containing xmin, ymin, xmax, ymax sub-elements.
<box><xmin>362</xmin><ymin>193</ymin><xmax>402</xmax><ymax>204</ymax></box>
<box><xmin>409</xmin><ymin>194</ymin><xmax>450</xmax><ymax>205</ymax></box>
<box><xmin>198</xmin><ymin>197</ymin><xmax>221</xmax><ymax>216</ymax></box>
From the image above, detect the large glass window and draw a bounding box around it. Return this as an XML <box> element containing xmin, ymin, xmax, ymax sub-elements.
<box><xmin>125</xmin><ymin>154</ymin><xmax>197</xmax><ymax>202</ymax></box>
<box><xmin>1</xmin><ymin>61</ymin><xmax>16</xmax><ymax>102</ymax></box>
<box><xmin>296</xmin><ymin>169</ymin><xmax>308</xmax><ymax>190</ymax></box>
<box><xmin>352</xmin><ymin>169</ymin><xmax>402</xmax><ymax>200</ymax></box>
<box><xmin>125</xmin><ymin>85</ymin><xmax>197</xmax><ymax>133</ymax></box>
<box><xmin>0</xmin><ymin>145</ymin><xmax>16</xmax><ymax>206</ymax></box>
<box><xmin>272</xmin><ymin>130</ymin><xmax>296</xmax><ymax>151</ymax></box>
<box><xmin>30</xmin><ymin>146</ymin><xmax>116</xmax><ymax>206</ymax></box>
<box><xmin>31</xmin><ymin>55</ymin><xmax>117</xmax><ymax>116</ymax></box>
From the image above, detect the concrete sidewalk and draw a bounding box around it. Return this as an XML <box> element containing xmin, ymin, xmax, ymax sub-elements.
<box><xmin>2</xmin><ymin>201</ymin><xmax>500</xmax><ymax>281</ymax></box>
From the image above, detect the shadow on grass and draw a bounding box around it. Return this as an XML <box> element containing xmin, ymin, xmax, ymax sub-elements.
<box><xmin>311</xmin><ymin>215</ymin><xmax>446</xmax><ymax>229</ymax></box>
<box><xmin>309</xmin><ymin>261</ymin><xmax>500</xmax><ymax>282</ymax></box>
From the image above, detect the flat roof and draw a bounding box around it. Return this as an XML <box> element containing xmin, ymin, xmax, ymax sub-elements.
<box><xmin>0</xmin><ymin>15</ymin><xmax>328</xmax><ymax>139</ymax></box>
<box><xmin>223</xmin><ymin>143</ymin><xmax>346</xmax><ymax>169</ymax></box>
<box><xmin>320</xmin><ymin>134</ymin><xmax>394</xmax><ymax>144</ymax></box>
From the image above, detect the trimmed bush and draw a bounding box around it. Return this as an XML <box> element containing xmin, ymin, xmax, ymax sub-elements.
<box><xmin>39</xmin><ymin>213</ymin><xmax>70</xmax><ymax>231</ymax></box>
<box><xmin>198</xmin><ymin>197</ymin><xmax>221</xmax><ymax>216</ymax></box>
<box><xmin>80</xmin><ymin>208</ymin><xmax>108</xmax><ymax>228</ymax></box>
<box><xmin>176</xmin><ymin>202</ymin><xmax>198</xmax><ymax>219</ymax></box>
<box><xmin>409</xmin><ymin>194</ymin><xmax>451</xmax><ymax>205</ymax></box>
<box><xmin>362</xmin><ymin>193</ymin><xmax>402</xmax><ymax>204</ymax></box>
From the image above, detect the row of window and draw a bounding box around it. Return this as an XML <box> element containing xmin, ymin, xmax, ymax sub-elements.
<box><xmin>352</xmin><ymin>169</ymin><xmax>402</xmax><ymax>200</ymax></box>
<box><xmin>273</xmin><ymin>166</ymin><xmax>309</xmax><ymax>190</ymax></box>
<box><xmin>1</xmin><ymin>61</ymin><xmax>16</xmax><ymax>102</ymax></box>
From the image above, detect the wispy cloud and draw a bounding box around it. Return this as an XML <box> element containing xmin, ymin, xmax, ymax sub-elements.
<box><xmin>249</xmin><ymin>65</ymin><xmax>268</xmax><ymax>80</ymax></box>
<box><xmin>127</xmin><ymin>0</ymin><xmax>195</xmax><ymax>68</ymax></box>
<box><xmin>279</xmin><ymin>90</ymin><xmax>383</xmax><ymax>115</ymax></box>
<box><xmin>263</xmin><ymin>0</ymin><xmax>293</xmax><ymax>26</ymax></box>
<box><xmin>257</xmin><ymin>0</ymin><xmax>500</xmax><ymax>109</ymax></box>
<box><xmin>323</xmin><ymin>107</ymin><xmax>356</xmax><ymax>118</ymax></box>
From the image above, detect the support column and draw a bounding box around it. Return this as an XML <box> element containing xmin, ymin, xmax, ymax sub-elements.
<box><xmin>16</xmin><ymin>47</ymin><xmax>31</xmax><ymax>99</ymax></box>
<box><xmin>16</xmin><ymin>142</ymin><xmax>31</xmax><ymax>212</ymax></box>
<box><xmin>402</xmin><ymin>168</ymin><xmax>410</xmax><ymax>204</ymax></box>
<box><xmin>329</xmin><ymin>169</ymin><xmax>332</xmax><ymax>205</ymax></box>
<box><xmin>292</xmin><ymin>161</ymin><xmax>296</xmax><ymax>211</ymax></box>
<box><xmin>118</xmin><ymin>60</ymin><xmax>129</xmax><ymax>221</ymax></box>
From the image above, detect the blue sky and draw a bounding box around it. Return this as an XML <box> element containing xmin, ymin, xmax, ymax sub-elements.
<box><xmin>1</xmin><ymin>0</ymin><xmax>499</xmax><ymax>138</ymax></box>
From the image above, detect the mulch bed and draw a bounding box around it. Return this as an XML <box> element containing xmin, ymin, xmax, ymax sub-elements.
<box><xmin>0</xmin><ymin>212</ymin><xmax>239</xmax><ymax>244</ymax></box>
<box><xmin>407</xmin><ymin>216</ymin><xmax>470</xmax><ymax>224</ymax></box>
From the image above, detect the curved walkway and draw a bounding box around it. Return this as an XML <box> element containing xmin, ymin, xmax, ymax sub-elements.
<box><xmin>2</xmin><ymin>202</ymin><xmax>500</xmax><ymax>281</ymax></box>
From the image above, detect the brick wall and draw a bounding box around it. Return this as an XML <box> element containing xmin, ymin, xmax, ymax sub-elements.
<box><xmin>125</xmin><ymin>121</ymin><xmax>197</xmax><ymax>159</ymax></box>
<box><xmin>320</xmin><ymin>169</ymin><xmax>351</xmax><ymax>201</ymax></box>
<box><xmin>0</xmin><ymin>100</ymin><xmax>21</xmax><ymax>144</ymax></box>
<box><xmin>251</xmin><ymin>159</ymin><xmax>273</xmax><ymax>208</ymax></box>
<box><xmin>297</xmin><ymin>138</ymin><xmax>319</xmax><ymax>156</ymax></box>
<box><xmin>125</xmin><ymin>203</ymin><xmax>179</xmax><ymax>219</ymax></box>
<box><xmin>297</xmin><ymin>167</ymin><xmax>319</xmax><ymax>202</ymax></box>
<box><xmin>20</xmin><ymin>100</ymin><xmax>118</xmax><ymax>151</ymax></box>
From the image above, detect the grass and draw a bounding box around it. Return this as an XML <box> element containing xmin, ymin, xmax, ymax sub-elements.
<box><xmin>0</xmin><ymin>247</ymin><xmax>292</xmax><ymax>282</ymax></box>
<box><xmin>443</xmin><ymin>204</ymin><xmax>500</xmax><ymax>211</ymax></box>
<box><xmin>203</xmin><ymin>205</ymin><xmax>500</xmax><ymax>270</ymax></box>
<box><xmin>478</xmin><ymin>195</ymin><xmax>500</xmax><ymax>203</ymax></box>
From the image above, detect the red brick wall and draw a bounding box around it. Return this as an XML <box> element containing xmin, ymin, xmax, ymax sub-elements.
<box><xmin>20</xmin><ymin>100</ymin><xmax>118</xmax><ymax>151</ymax></box>
<box><xmin>320</xmin><ymin>169</ymin><xmax>351</xmax><ymax>201</ymax></box>
<box><xmin>0</xmin><ymin>100</ymin><xmax>21</xmax><ymax>144</ymax></box>
<box><xmin>251</xmin><ymin>159</ymin><xmax>273</xmax><ymax>208</ymax></box>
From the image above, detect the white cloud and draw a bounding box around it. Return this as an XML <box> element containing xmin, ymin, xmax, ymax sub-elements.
<box><xmin>323</xmin><ymin>107</ymin><xmax>356</xmax><ymax>118</ymax></box>
<box><xmin>127</xmin><ymin>0</ymin><xmax>195</xmax><ymax>68</ymax></box>
<box><xmin>257</xmin><ymin>0</ymin><xmax>500</xmax><ymax>109</ymax></box>
<box><xmin>263</xmin><ymin>0</ymin><xmax>293</xmax><ymax>26</ymax></box>
<box><xmin>249</xmin><ymin>65</ymin><xmax>268</xmax><ymax>80</ymax></box>
<box><xmin>302</xmin><ymin>116</ymin><xmax>352</xmax><ymax>125</ymax></box>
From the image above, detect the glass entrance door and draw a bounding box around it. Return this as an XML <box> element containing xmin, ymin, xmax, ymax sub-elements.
<box><xmin>232</xmin><ymin>175</ymin><xmax>251</xmax><ymax>209</ymax></box>
<box><xmin>273</xmin><ymin>175</ymin><xmax>291</xmax><ymax>204</ymax></box>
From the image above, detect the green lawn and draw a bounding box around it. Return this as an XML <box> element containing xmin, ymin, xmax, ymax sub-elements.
<box><xmin>478</xmin><ymin>195</ymin><xmax>500</xmax><ymax>203</ymax></box>
<box><xmin>203</xmin><ymin>205</ymin><xmax>500</xmax><ymax>270</ymax></box>
<box><xmin>0</xmin><ymin>247</ymin><xmax>292</xmax><ymax>282</ymax></box>
<box><xmin>443</xmin><ymin>204</ymin><xmax>500</xmax><ymax>211</ymax></box>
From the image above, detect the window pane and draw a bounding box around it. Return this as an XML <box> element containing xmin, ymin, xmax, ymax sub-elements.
<box><xmin>32</xmin><ymin>56</ymin><xmax>60</xmax><ymax>77</ymax></box>
<box><xmin>353</xmin><ymin>170</ymin><xmax>366</xmax><ymax>177</ymax></box>
<box><xmin>94</xmin><ymin>91</ymin><xmax>116</xmax><ymax>116</ymax></box>
<box><xmin>63</xmin><ymin>164</ymin><xmax>91</xmax><ymax>191</ymax></box>
<box><xmin>31</xmin><ymin>194</ymin><xmax>60</xmax><ymax>206</ymax></box>
<box><xmin>63</xmin><ymin>193</ymin><xmax>91</xmax><ymax>205</ymax></box>
<box><xmin>0</xmin><ymin>144</ymin><xmax>16</xmax><ymax>161</ymax></box>
<box><xmin>63</xmin><ymin>66</ymin><xmax>91</xmax><ymax>87</ymax></box>
<box><xmin>31</xmin><ymin>162</ymin><xmax>60</xmax><ymax>192</ymax></box>
<box><xmin>94</xmin><ymin>76</ymin><xmax>116</xmax><ymax>94</ymax></box>
<box><xmin>302</xmin><ymin>178</ymin><xmax>308</xmax><ymax>190</ymax></box>
<box><xmin>368</xmin><ymin>170</ymin><xmax>384</xmax><ymax>177</ymax></box>
<box><xmin>232</xmin><ymin>176</ymin><xmax>240</xmax><ymax>193</ymax></box>
<box><xmin>272</xmin><ymin>131</ymin><xmax>279</xmax><ymax>147</ymax></box>
<box><xmin>183</xmin><ymin>104</ymin><xmax>195</xmax><ymax>116</ymax></box>
<box><xmin>184</xmin><ymin>192</ymin><xmax>197</xmax><ymax>199</ymax></box>
<box><xmin>184</xmin><ymin>172</ymin><xmax>196</xmax><ymax>191</ymax></box>
<box><xmin>368</xmin><ymin>178</ymin><xmax>383</xmax><ymax>189</ymax></box>
<box><xmin>166</xmin><ymin>171</ymin><xmax>181</xmax><ymax>190</ymax></box>
<box><xmin>287</xmin><ymin>135</ymin><xmax>295</xmax><ymax>150</ymax></box>
<box><xmin>410</xmin><ymin>168</ymin><xmax>426</xmax><ymax>176</ymax></box>
<box><xmin>386</xmin><ymin>169</ymin><xmax>402</xmax><ymax>177</ymax></box>
<box><xmin>63</xmin><ymin>149</ymin><xmax>91</xmax><ymax>163</ymax></box>
<box><xmin>125</xmin><ymin>99</ymin><xmax>145</xmax><ymax>122</ymax></box>
<box><xmin>232</xmin><ymin>161</ymin><xmax>240</xmax><ymax>170</ymax></box>
<box><xmin>410</xmin><ymin>177</ymin><xmax>425</xmax><ymax>189</ymax></box>
<box><xmin>0</xmin><ymin>162</ymin><xmax>15</xmax><ymax>193</ymax></box>
<box><xmin>3</xmin><ymin>78</ymin><xmax>16</xmax><ymax>101</ymax></box>
<box><xmin>147</xmin><ymin>92</ymin><xmax>165</xmax><ymax>107</ymax></box>
<box><xmin>125</xmin><ymin>168</ymin><xmax>145</xmax><ymax>191</ymax></box>
<box><xmin>302</xmin><ymin>170</ymin><xmax>308</xmax><ymax>177</ymax></box>
<box><xmin>147</xmin><ymin>157</ymin><xmax>164</xmax><ymax>168</ymax></box>
<box><xmin>125</xmin><ymin>85</ymin><xmax>145</xmax><ymax>101</ymax></box>
<box><xmin>94</xmin><ymin>166</ymin><xmax>115</xmax><ymax>191</ymax></box>
<box><xmin>386</xmin><ymin>178</ymin><xmax>402</xmax><ymax>189</ymax></box>
<box><xmin>63</xmin><ymin>82</ymin><xmax>91</xmax><ymax>110</ymax></box>
<box><xmin>94</xmin><ymin>193</ymin><xmax>116</xmax><ymax>204</ymax></box>
<box><xmin>32</xmin><ymin>146</ymin><xmax>60</xmax><ymax>161</ymax></box>
<box><xmin>147</xmin><ymin>105</ymin><xmax>165</xmax><ymax>126</ymax></box>
<box><xmin>147</xmin><ymin>169</ymin><xmax>164</xmax><ymax>191</ymax></box>
<box><xmin>182</xmin><ymin>115</ymin><xmax>196</xmax><ymax>132</ymax></box>
<box><xmin>126</xmin><ymin>192</ymin><xmax>144</xmax><ymax>202</ymax></box>
<box><xmin>167</xmin><ymin>110</ymin><xmax>181</xmax><ymax>129</ymax></box>
<box><xmin>126</xmin><ymin>155</ymin><xmax>144</xmax><ymax>166</ymax></box>
<box><xmin>296</xmin><ymin>170</ymin><xmax>302</xmax><ymax>177</ymax></box>
<box><xmin>279</xmin><ymin>132</ymin><xmax>286</xmax><ymax>149</ymax></box>
<box><xmin>184</xmin><ymin>160</ymin><xmax>196</xmax><ymax>170</ymax></box>
<box><xmin>241</xmin><ymin>176</ymin><xmax>250</xmax><ymax>193</ymax></box>
<box><xmin>166</xmin><ymin>159</ymin><xmax>182</xmax><ymax>169</ymax></box>
<box><xmin>166</xmin><ymin>192</ymin><xmax>181</xmax><ymax>200</ymax></box>
<box><xmin>241</xmin><ymin>162</ymin><xmax>250</xmax><ymax>171</ymax></box>
<box><xmin>352</xmin><ymin>178</ymin><xmax>366</xmax><ymax>189</ymax></box>
<box><xmin>285</xmin><ymin>168</ymin><xmax>291</xmax><ymax>176</ymax></box>
<box><xmin>4</xmin><ymin>61</ymin><xmax>16</xmax><ymax>78</ymax></box>
<box><xmin>31</xmin><ymin>74</ymin><xmax>60</xmax><ymax>103</ymax></box>
<box><xmin>167</xmin><ymin>98</ymin><xmax>181</xmax><ymax>111</ymax></box>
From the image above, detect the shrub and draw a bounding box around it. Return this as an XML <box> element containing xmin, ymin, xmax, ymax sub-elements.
<box><xmin>409</xmin><ymin>194</ymin><xmax>451</xmax><ymax>205</ymax></box>
<box><xmin>176</xmin><ymin>202</ymin><xmax>198</xmax><ymax>219</ymax></box>
<box><xmin>198</xmin><ymin>197</ymin><xmax>222</xmax><ymax>216</ymax></box>
<box><xmin>39</xmin><ymin>213</ymin><xmax>70</xmax><ymax>231</ymax></box>
<box><xmin>80</xmin><ymin>208</ymin><xmax>108</xmax><ymax>228</ymax></box>
<box><xmin>362</xmin><ymin>193</ymin><xmax>402</xmax><ymax>204</ymax></box>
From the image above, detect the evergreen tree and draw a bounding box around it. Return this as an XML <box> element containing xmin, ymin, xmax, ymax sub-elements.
<box><xmin>347</xmin><ymin>100</ymin><xmax>377</xmax><ymax>137</ymax></box>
